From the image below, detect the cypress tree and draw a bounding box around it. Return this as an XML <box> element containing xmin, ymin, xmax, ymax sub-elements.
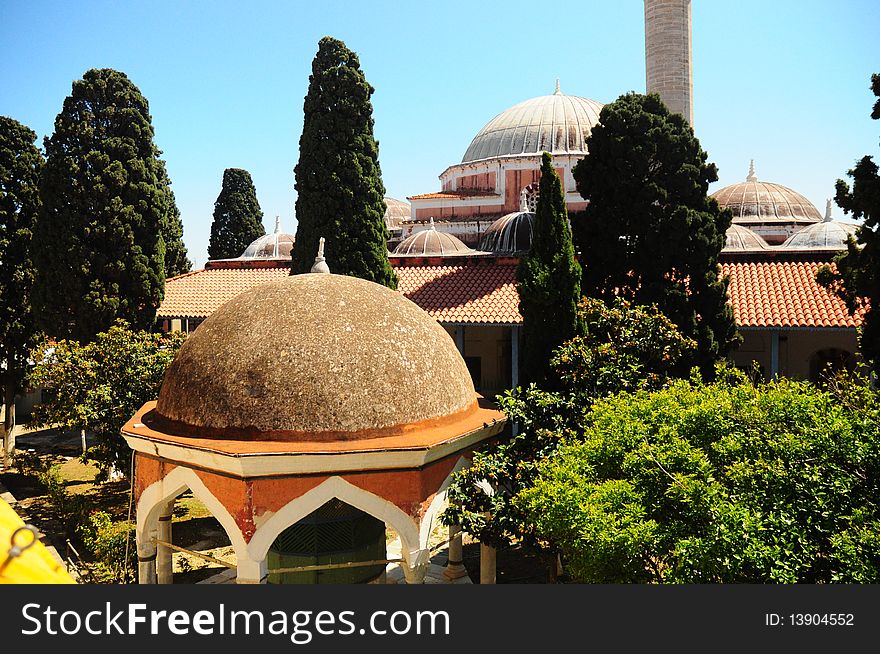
<box><xmin>162</xmin><ymin>181</ymin><xmax>192</xmax><ymax>277</ymax></box>
<box><xmin>33</xmin><ymin>68</ymin><xmax>174</xmax><ymax>341</ymax></box>
<box><xmin>818</xmin><ymin>73</ymin><xmax>880</xmax><ymax>377</ymax></box>
<box><xmin>572</xmin><ymin>92</ymin><xmax>739</xmax><ymax>375</ymax></box>
<box><xmin>517</xmin><ymin>152</ymin><xmax>582</xmax><ymax>388</ymax></box>
<box><xmin>291</xmin><ymin>36</ymin><xmax>396</xmax><ymax>288</ymax></box>
<box><xmin>0</xmin><ymin>116</ymin><xmax>43</xmax><ymax>457</ymax></box>
<box><xmin>207</xmin><ymin>168</ymin><xmax>265</xmax><ymax>260</ymax></box>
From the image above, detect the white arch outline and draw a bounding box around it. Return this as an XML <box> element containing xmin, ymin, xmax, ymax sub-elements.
<box><xmin>418</xmin><ymin>456</ymin><xmax>471</xmax><ymax>549</ymax></box>
<box><xmin>247</xmin><ymin>476</ymin><xmax>421</xmax><ymax>565</ymax></box>
<box><xmin>135</xmin><ymin>466</ymin><xmax>248</xmax><ymax>561</ymax></box>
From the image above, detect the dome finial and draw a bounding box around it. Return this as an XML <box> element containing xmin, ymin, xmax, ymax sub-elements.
<box><xmin>824</xmin><ymin>199</ymin><xmax>834</xmax><ymax>223</ymax></box>
<box><xmin>554</xmin><ymin>78</ymin><xmax>561</xmax><ymax>95</ymax></box>
<box><xmin>429</xmin><ymin>216</ymin><xmax>436</xmax><ymax>230</ymax></box>
<box><xmin>274</xmin><ymin>216</ymin><xmax>281</xmax><ymax>234</ymax></box>
<box><xmin>310</xmin><ymin>236</ymin><xmax>330</xmax><ymax>274</ymax></box>
<box><xmin>746</xmin><ymin>159</ymin><xmax>758</xmax><ymax>182</ymax></box>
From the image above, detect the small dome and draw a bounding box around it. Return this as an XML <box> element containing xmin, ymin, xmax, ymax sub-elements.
<box><xmin>712</xmin><ymin>161</ymin><xmax>822</xmax><ymax>226</ymax></box>
<box><xmin>392</xmin><ymin>219</ymin><xmax>474</xmax><ymax>256</ymax></box>
<box><xmin>155</xmin><ymin>274</ymin><xmax>477</xmax><ymax>440</ymax></box>
<box><xmin>479</xmin><ymin>211</ymin><xmax>534</xmax><ymax>254</ymax></box>
<box><xmin>781</xmin><ymin>200</ymin><xmax>859</xmax><ymax>250</ymax></box>
<box><xmin>384</xmin><ymin>197</ymin><xmax>410</xmax><ymax>231</ymax></box>
<box><xmin>723</xmin><ymin>224</ymin><xmax>769</xmax><ymax>251</ymax></box>
<box><xmin>462</xmin><ymin>83</ymin><xmax>604</xmax><ymax>163</ymax></box>
<box><xmin>240</xmin><ymin>217</ymin><xmax>295</xmax><ymax>259</ymax></box>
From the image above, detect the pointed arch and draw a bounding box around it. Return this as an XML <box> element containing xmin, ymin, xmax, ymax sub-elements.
<box><xmin>247</xmin><ymin>476</ymin><xmax>420</xmax><ymax>564</ymax></box>
<box><xmin>419</xmin><ymin>456</ymin><xmax>471</xmax><ymax>549</ymax></box>
<box><xmin>135</xmin><ymin>466</ymin><xmax>248</xmax><ymax>560</ymax></box>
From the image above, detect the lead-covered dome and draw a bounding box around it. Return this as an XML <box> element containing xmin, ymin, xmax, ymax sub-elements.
<box><xmin>479</xmin><ymin>211</ymin><xmax>534</xmax><ymax>253</ymax></box>
<box><xmin>723</xmin><ymin>224</ymin><xmax>769</xmax><ymax>251</ymax></box>
<box><xmin>240</xmin><ymin>217</ymin><xmax>295</xmax><ymax>259</ymax></box>
<box><xmin>392</xmin><ymin>219</ymin><xmax>474</xmax><ymax>256</ymax></box>
<box><xmin>461</xmin><ymin>83</ymin><xmax>604</xmax><ymax>163</ymax></box>
<box><xmin>781</xmin><ymin>201</ymin><xmax>859</xmax><ymax>250</ymax></box>
<box><xmin>384</xmin><ymin>197</ymin><xmax>411</xmax><ymax>231</ymax></box>
<box><xmin>155</xmin><ymin>274</ymin><xmax>477</xmax><ymax>440</ymax></box>
<box><xmin>712</xmin><ymin>161</ymin><xmax>822</xmax><ymax>227</ymax></box>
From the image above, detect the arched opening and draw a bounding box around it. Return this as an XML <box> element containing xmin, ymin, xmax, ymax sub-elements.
<box><xmin>267</xmin><ymin>499</ymin><xmax>386</xmax><ymax>584</ymax></box>
<box><xmin>809</xmin><ymin>348</ymin><xmax>856</xmax><ymax>384</ymax></box>
<box><xmin>520</xmin><ymin>183</ymin><xmax>539</xmax><ymax>212</ymax></box>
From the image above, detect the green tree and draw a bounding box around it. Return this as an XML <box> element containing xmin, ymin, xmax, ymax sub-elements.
<box><xmin>572</xmin><ymin>92</ymin><xmax>739</xmax><ymax>375</ymax></box>
<box><xmin>207</xmin><ymin>168</ymin><xmax>265</xmax><ymax>260</ymax></box>
<box><xmin>517</xmin><ymin>367</ymin><xmax>880</xmax><ymax>583</ymax></box>
<box><xmin>517</xmin><ymin>152</ymin><xmax>582</xmax><ymax>388</ymax></box>
<box><xmin>291</xmin><ymin>36</ymin><xmax>396</xmax><ymax>289</ymax></box>
<box><xmin>29</xmin><ymin>322</ymin><xmax>185</xmax><ymax>478</ymax></box>
<box><xmin>0</xmin><ymin>116</ymin><xmax>44</xmax><ymax>459</ymax></box>
<box><xmin>162</xmin><ymin>181</ymin><xmax>192</xmax><ymax>277</ymax></box>
<box><xmin>818</xmin><ymin>73</ymin><xmax>880</xmax><ymax>377</ymax></box>
<box><xmin>444</xmin><ymin>298</ymin><xmax>694</xmax><ymax>577</ymax></box>
<box><xmin>32</xmin><ymin>68</ymin><xmax>175</xmax><ymax>342</ymax></box>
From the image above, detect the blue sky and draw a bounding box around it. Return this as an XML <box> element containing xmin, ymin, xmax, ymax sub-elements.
<box><xmin>1</xmin><ymin>0</ymin><xmax>877</xmax><ymax>268</ymax></box>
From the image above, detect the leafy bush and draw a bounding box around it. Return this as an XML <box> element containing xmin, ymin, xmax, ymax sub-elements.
<box><xmin>78</xmin><ymin>511</ymin><xmax>136</xmax><ymax>583</ymax></box>
<box><xmin>516</xmin><ymin>367</ymin><xmax>880</xmax><ymax>583</ymax></box>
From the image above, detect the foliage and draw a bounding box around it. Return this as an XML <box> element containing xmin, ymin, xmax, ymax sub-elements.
<box><xmin>11</xmin><ymin>453</ymin><xmax>88</xmax><ymax>538</ymax></box>
<box><xmin>161</xmin><ymin>182</ymin><xmax>192</xmax><ymax>277</ymax></box>
<box><xmin>291</xmin><ymin>37</ymin><xmax>396</xmax><ymax>289</ymax></box>
<box><xmin>28</xmin><ymin>321</ymin><xmax>185</xmax><ymax>478</ymax></box>
<box><xmin>78</xmin><ymin>511</ymin><xmax>136</xmax><ymax>583</ymax></box>
<box><xmin>0</xmin><ymin>116</ymin><xmax>44</xmax><ymax>445</ymax></box>
<box><xmin>517</xmin><ymin>367</ymin><xmax>880</xmax><ymax>583</ymax></box>
<box><xmin>32</xmin><ymin>68</ymin><xmax>179</xmax><ymax>342</ymax></box>
<box><xmin>444</xmin><ymin>299</ymin><xmax>694</xmax><ymax>560</ymax></box>
<box><xmin>207</xmin><ymin>168</ymin><xmax>265</xmax><ymax>261</ymax></box>
<box><xmin>817</xmin><ymin>73</ymin><xmax>880</xmax><ymax>377</ymax></box>
<box><xmin>516</xmin><ymin>152</ymin><xmax>582</xmax><ymax>388</ymax></box>
<box><xmin>572</xmin><ymin>92</ymin><xmax>739</xmax><ymax>376</ymax></box>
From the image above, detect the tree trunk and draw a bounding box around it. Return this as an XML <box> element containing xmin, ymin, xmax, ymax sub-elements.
<box><xmin>2</xmin><ymin>384</ymin><xmax>16</xmax><ymax>464</ymax></box>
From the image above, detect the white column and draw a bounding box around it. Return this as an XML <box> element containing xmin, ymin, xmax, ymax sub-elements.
<box><xmin>156</xmin><ymin>500</ymin><xmax>174</xmax><ymax>584</ymax></box>
<box><xmin>480</xmin><ymin>543</ymin><xmax>496</xmax><ymax>584</ymax></box>
<box><xmin>236</xmin><ymin>555</ymin><xmax>268</xmax><ymax>585</ymax></box>
<box><xmin>510</xmin><ymin>325</ymin><xmax>520</xmax><ymax>389</ymax></box>
<box><xmin>137</xmin><ymin>538</ymin><xmax>157</xmax><ymax>585</ymax></box>
<box><xmin>403</xmin><ymin>548</ymin><xmax>429</xmax><ymax>584</ymax></box>
<box><xmin>443</xmin><ymin>524</ymin><xmax>468</xmax><ymax>580</ymax></box>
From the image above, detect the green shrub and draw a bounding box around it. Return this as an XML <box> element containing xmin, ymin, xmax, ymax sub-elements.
<box><xmin>78</xmin><ymin>510</ymin><xmax>136</xmax><ymax>583</ymax></box>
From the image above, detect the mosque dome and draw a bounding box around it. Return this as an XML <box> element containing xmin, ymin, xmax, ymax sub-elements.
<box><xmin>240</xmin><ymin>217</ymin><xmax>295</xmax><ymax>259</ymax></box>
<box><xmin>780</xmin><ymin>200</ymin><xmax>859</xmax><ymax>250</ymax></box>
<box><xmin>479</xmin><ymin>211</ymin><xmax>534</xmax><ymax>254</ymax></box>
<box><xmin>154</xmin><ymin>273</ymin><xmax>477</xmax><ymax>440</ymax></box>
<box><xmin>712</xmin><ymin>161</ymin><xmax>822</xmax><ymax>226</ymax></box>
<box><xmin>461</xmin><ymin>82</ymin><xmax>604</xmax><ymax>163</ymax></box>
<box><xmin>392</xmin><ymin>219</ymin><xmax>474</xmax><ymax>256</ymax></box>
<box><xmin>384</xmin><ymin>197</ymin><xmax>411</xmax><ymax>231</ymax></box>
<box><xmin>723</xmin><ymin>224</ymin><xmax>769</xmax><ymax>251</ymax></box>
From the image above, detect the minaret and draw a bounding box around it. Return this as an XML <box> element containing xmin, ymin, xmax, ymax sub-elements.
<box><xmin>644</xmin><ymin>0</ymin><xmax>693</xmax><ymax>125</ymax></box>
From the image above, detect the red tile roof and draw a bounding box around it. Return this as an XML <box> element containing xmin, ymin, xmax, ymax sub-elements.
<box><xmin>158</xmin><ymin>259</ymin><xmax>863</xmax><ymax>329</ymax></box>
<box><xmin>721</xmin><ymin>260</ymin><xmax>864</xmax><ymax>328</ymax></box>
<box><xmin>408</xmin><ymin>190</ymin><xmax>501</xmax><ymax>201</ymax></box>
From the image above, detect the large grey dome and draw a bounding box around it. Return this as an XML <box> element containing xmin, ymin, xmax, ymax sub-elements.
<box><xmin>461</xmin><ymin>84</ymin><xmax>604</xmax><ymax>163</ymax></box>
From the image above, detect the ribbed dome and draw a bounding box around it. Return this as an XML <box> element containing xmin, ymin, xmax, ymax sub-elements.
<box><xmin>712</xmin><ymin>161</ymin><xmax>822</xmax><ymax>226</ymax></box>
<box><xmin>384</xmin><ymin>196</ymin><xmax>410</xmax><ymax>231</ymax></box>
<box><xmin>392</xmin><ymin>219</ymin><xmax>474</xmax><ymax>256</ymax></box>
<box><xmin>240</xmin><ymin>217</ymin><xmax>295</xmax><ymax>259</ymax></box>
<box><xmin>723</xmin><ymin>224</ymin><xmax>769</xmax><ymax>251</ymax></box>
<box><xmin>781</xmin><ymin>202</ymin><xmax>859</xmax><ymax>250</ymax></box>
<box><xmin>155</xmin><ymin>274</ymin><xmax>477</xmax><ymax>440</ymax></box>
<box><xmin>479</xmin><ymin>211</ymin><xmax>534</xmax><ymax>254</ymax></box>
<box><xmin>462</xmin><ymin>83</ymin><xmax>604</xmax><ymax>163</ymax></box>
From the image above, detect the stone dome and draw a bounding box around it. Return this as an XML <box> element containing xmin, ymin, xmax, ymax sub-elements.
<box><xmin>461</xmin><ymin>82</ymin><xmax>604</xmax><ymax>163</ymax></box>
<box><xmin>240</xmin><ymin>217</ymin><xmax>295</xmax><ymax>259</ymax></box>
<box><xmin>712</xmin><ymin>161</ymin><xmax>822</xmax><ymax>226</ymax></box>
<box><xmin>155</xmin><ymin>274</ymin><xmax>477</xmax><ymax>440</ymax></box>
<box><xmin>479</xmin><ymin>211</ymin><xmax>534</xmax><ymax>254</ymax></box>
<box><xmin>392</xmin><ymin>219</ymin><xmax>474</xmax><ymax>256</ymax></box>
<box><xmin>384</xmin><ymin>197</ymin><xmax>411</xmax><ymax>231</ymax></box>
<box><xmin>723</xmin><ymin>224</ymin><xmax>769</xmax><ymax>251</ymax></box>
<box><xmin>781</xmin><ymin>201</ymin><xmax>859</xmax><ymax>250</ymax></box>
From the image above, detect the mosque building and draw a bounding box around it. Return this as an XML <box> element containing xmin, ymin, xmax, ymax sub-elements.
<box><xmin>137</xmin><ymin>0</ymin><xmax>865</xmax><ymax>584</ymax></box>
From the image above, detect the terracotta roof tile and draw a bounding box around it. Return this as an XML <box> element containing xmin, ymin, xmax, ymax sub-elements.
<box><xmin>408</xmin><ymin>190</ymin><xmax>501</xmax><ymax>201</ymax></box>
<box><xmin>159</xmin><ymin>260</ymin><xmax>863</xmax><ymax>330</ymax></box>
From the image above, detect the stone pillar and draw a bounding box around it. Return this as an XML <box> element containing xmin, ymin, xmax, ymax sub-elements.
<box><xmin>403</xmin><ymin>548</ymin><xmax>429</xmax><ymax>584</ymax></box>
<box><xmin>137</xmin><ymin>541</ymin><xmax>157</xmax><ymax>585</ymax></box>
<box><xmin>480</xmin><ymin>543</ymin><xmax>496</xmax><ymax>584</ymax></box>
<box><xmin>644</xmin><ymin>0</ymin><xmax>693</xmax><ymax>124</ymax></box>
<box><xmin>443</xmin><ymin>525</ymin><xmax>468</xmax><ymax>580</ymax></box>
<box><xmin>236</xmin><ymin>555</ymin><xmax>268</xmax><ymax>585</ymax></box>
<box><xmin>156</xmin><ymin>501</ymin><xmax>174</xmax><ymax>584</ymax></box>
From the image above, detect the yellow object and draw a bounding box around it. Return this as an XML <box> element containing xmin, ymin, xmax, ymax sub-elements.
<box><xmin>0</xmin><ymin>495</ymin><xmax>75</xmax><ymax>584</ymax></box>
